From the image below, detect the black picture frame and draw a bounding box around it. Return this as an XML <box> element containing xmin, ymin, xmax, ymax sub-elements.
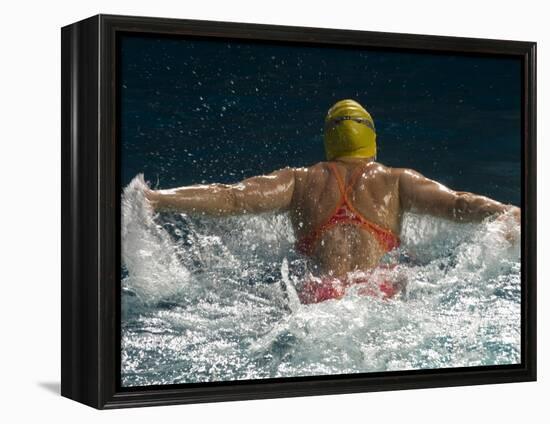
<box><xmin>61</xmin><ymin>14</ymin><xmax>537</xmax><ymax>409</ymax></box>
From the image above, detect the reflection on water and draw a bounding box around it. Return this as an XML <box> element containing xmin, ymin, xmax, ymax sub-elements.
<box><xmin>121</xmin><ymin>175</ymin><xmax>520</xmax><ymax>387</ymax></box>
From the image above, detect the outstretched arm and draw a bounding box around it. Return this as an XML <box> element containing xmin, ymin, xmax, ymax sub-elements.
<box><xmin>145</xmin><ymin>167</ymin><xmax>296</xmax><ymax>216</ymax></box>
<box><xmin>398</xmin><ymin>168</ymin><xmax>519</xmax><ymax>223</ymax></box>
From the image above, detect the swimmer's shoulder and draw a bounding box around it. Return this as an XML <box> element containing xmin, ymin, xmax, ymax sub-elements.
<box><xmin>293</xmin><ymin>161</ymin><xmax>394</xmax><ymax>181</ymax></box>
<box><xmin>284</xmin><ymin>162</ymin><xmax>335</xmax><ymax>191</ymax></box>
<box><xmin>371</xmin><ymin>162</ymin><xmax>421</xmax><ymax>183</ymax></box>
<box><xmin>291</xmin><ymin>162</ymin><xmax>330</xmax><ymax>179</ymax></box>
<box><xmin>281</xmin><ymin>161</ymin><xmax>417</xmax><ymax>182</ymax></box>
<box><xmin>351</xmin><ymin>161</ymin><xmax>398</xmax><ymax>185</ymax></box>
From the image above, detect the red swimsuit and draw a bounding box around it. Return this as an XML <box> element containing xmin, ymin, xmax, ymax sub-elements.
<box><xmin>295</xmin><ymin>162</ymin><xmax>401</xmax><ymax>304</ymax></box>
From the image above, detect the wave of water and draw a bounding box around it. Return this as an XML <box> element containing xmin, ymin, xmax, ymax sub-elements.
<box><xmin>121</xmin><ymin>174</ymin><xmax>521</xmax><ymax>387</ymax></box>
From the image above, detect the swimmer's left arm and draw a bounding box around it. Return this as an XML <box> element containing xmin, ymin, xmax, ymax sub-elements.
<box><xmin>398</xmin><ymin>168</ymin><xmax>520</xmax><ymax>223</ymax></box>
<box><xmin>145</xmin><ymin>167</ymin><xmax>296</xmax><ymax>216</ymax></box>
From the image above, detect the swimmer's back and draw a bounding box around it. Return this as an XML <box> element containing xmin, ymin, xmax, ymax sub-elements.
<box><xmin>289</xmin><ymin>160</ymin><xmax>402</xmax><ymax>276</ymax></box>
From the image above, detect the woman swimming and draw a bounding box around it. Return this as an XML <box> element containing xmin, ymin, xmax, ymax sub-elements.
<box><xmin>145</xmin><ymin>99</ymin><xmax>520</xmax><ymax>303</ymax></box>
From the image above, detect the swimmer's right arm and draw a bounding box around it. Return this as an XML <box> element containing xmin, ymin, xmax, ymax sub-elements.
<box><xmin>144</xmin><ymin>167</ymin><xmax>296</xmax><ymax>216</ymax></box>
<box><xmin>397</xmin><ymin>168</ymin><xmax>520</xmax><ymax>223</ymax></box>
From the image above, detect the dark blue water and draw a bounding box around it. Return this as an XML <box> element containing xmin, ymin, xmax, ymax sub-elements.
<box><xmin>120</xmin><ymin>34</ymin><xmax>521</xmax><ymax>205</ymax></box>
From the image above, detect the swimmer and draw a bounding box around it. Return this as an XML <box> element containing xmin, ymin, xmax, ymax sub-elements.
<box><xmin>145</xmin><ymin>99</ymin><xmax>520</xmax><ymax>303</ymax></box>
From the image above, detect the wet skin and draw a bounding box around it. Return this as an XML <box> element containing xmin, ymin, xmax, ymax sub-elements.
<box><xmin>146</xmin><ymin>157</ymin><xmax>519</xmax><ymax>278</ymax></box>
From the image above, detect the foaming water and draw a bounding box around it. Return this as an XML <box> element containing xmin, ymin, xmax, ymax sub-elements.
<box><xmin>121</xmin><ymin>175</ymin><xmax>521</xmax><ymax>386</ymax></box>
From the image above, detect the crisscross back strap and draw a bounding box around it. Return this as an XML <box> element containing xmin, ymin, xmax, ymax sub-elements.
<box><xmin>328</xmin><ymin>162</ymin><xmax>368</xmax><ymax>204</ymax></box>
<box><xmin>295</xmin><ymin>162</ymin><xmax>399</xmax><ymax>256</ymax></box>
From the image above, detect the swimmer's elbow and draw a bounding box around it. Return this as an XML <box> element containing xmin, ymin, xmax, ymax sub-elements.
<box><xmin>213</xmin><ymin>185</ymin><xmax>244</xmax><ymax>215</ymax></box>
<box><xmin>230</xmin><ymin>189</ymin><xmax>250</xmax><ymax>214</ymax></box>
<box><xmin>452</xmin><ymin>192</ymin><xmax>508</xmax><ymax>222</ymax></box>
<box><xmin>451</xmin><ymin>193</ymin><xmax>474</xmax><ymax>221</ymax></box>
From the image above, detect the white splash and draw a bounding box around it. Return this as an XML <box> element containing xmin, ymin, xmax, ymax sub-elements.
<box><xmin>121</xmin><ymin>175</ymin><xmax>521</xmax><ymax>386</ymax></box>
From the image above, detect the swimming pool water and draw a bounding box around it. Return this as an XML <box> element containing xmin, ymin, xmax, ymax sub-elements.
<box><xmin>121</xmin><ymin>175</ymin><xmax>520</xmax><ymax>387</ymax></box>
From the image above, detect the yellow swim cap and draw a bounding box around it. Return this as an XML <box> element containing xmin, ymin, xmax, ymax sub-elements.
<box><xmin>324</xmin><ymin>99</ymin><xmax>376</xmax><ymax>160</ymax></box>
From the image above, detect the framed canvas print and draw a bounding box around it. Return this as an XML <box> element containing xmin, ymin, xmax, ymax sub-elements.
<box><xmin>61</xmin><ymin>14</ymin><xmax>536</xmax><ymax>409</ymax></box>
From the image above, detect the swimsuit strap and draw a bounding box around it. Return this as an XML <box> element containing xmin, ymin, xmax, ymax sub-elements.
<box><xmin>328</xmin><ymin>162</ymin><xmax>347</xmax><ymax>200</ymax></box>
<box><xmin>327</xmin><ymin>162</ymin><xmax>368</xmax><ymax>206</ymax></box>
<box><xmin>331</xmin><ymin>163</ymin><xmax>399</xmax><ymax>251</ymax></box>
<box><xmin>326</xmin><ymin>162</ymin><xmax>400</xmax><ymax>251</ymax></box>
<box><xmin>296</xmin><ymin>162</ymin><xmax>399</xmax><ymax>255</ymax></box>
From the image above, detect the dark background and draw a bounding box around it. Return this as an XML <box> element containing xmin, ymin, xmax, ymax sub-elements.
<box><xmin>120</xmin><ymin>34</ymin><xmax>521</xmax><ymax>205</ymax></box>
